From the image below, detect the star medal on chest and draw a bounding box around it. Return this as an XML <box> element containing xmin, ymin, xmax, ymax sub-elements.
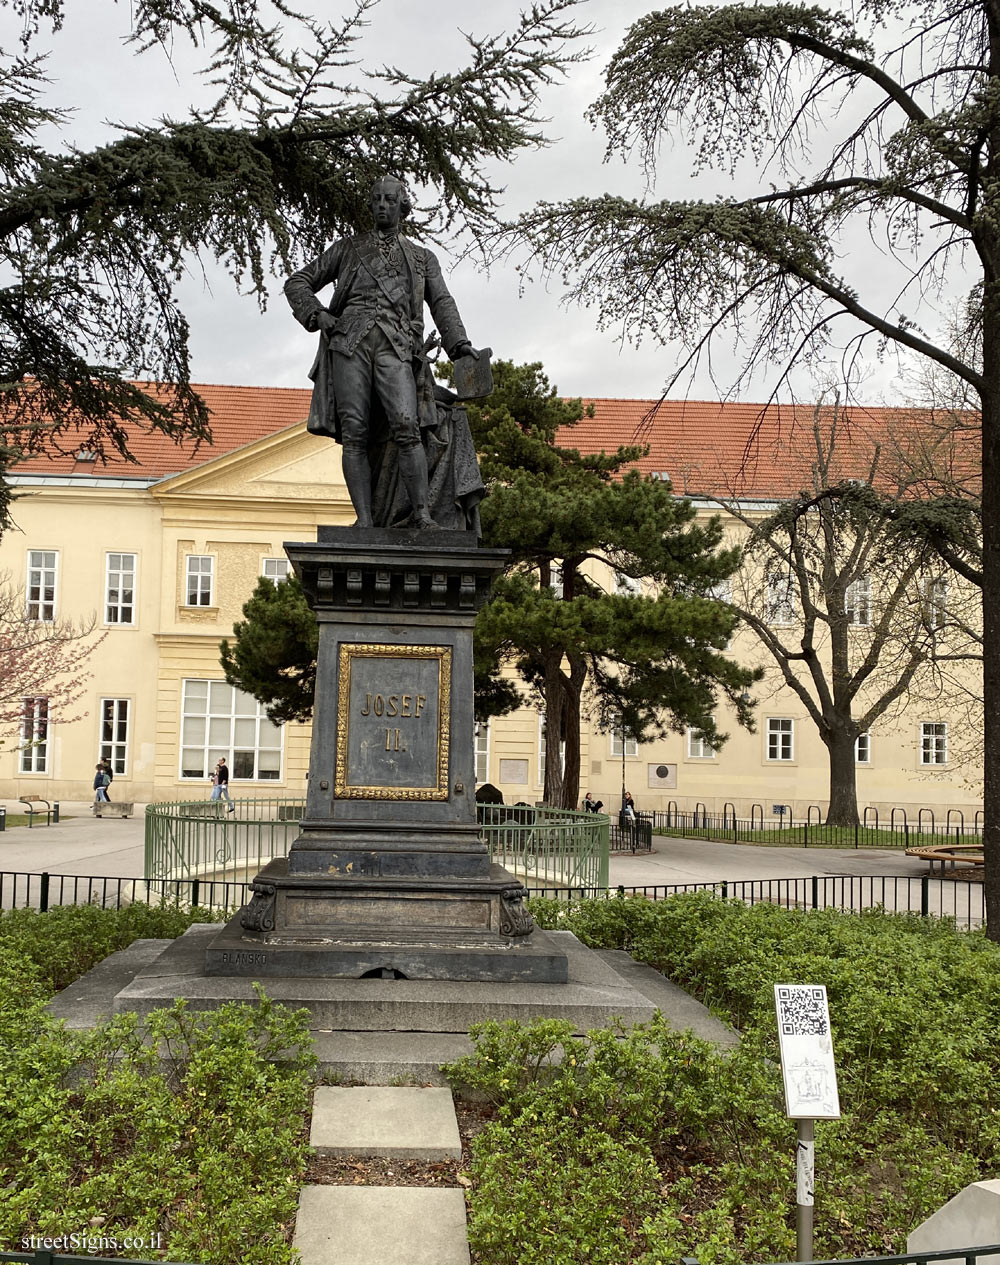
<box><xmin>378</xmin><ymin>232</ymin><xmax>402</xmax><ymax>272</ymax></box>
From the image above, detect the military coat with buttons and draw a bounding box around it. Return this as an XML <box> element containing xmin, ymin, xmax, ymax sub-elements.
<box><xmin>284</xmin><ymin>232</ymin><xmax>470</xmax><ymax>443</ymax></box>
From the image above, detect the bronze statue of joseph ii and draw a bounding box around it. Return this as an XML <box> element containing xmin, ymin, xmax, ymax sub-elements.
<box><xmin>284</xmin><ymin>176</ymin><xmax>480</xmax><ymax>530</ymax></box>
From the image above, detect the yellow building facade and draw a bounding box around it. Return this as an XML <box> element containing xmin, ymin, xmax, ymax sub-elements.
<box><xmin>0</xmin><ymin>389</ymin><xmax>984</xmax><ymax>826</ymax></box>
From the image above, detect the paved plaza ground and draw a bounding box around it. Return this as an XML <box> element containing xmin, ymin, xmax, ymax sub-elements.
<box><xmin>0</xmin><ymin>797</ymin><xmax>951</xmax><ymax>890</ymax></box>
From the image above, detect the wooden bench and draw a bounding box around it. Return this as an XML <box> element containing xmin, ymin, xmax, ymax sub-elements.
<box><xmin>93</xmin><ymin>801</ymin><xmax>134</xmax><ymax>819</ymax></box>
<box><xmin>905</xmin><ymin>843</ymin><xmax>985</xmax><ymax>875</ymax></box>
<box><xmin>19</xmin><ymin>795</ymin><xmax>52</xmax><ymax>827</ymax></box>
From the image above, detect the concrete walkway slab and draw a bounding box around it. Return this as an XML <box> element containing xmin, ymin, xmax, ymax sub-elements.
<box><xmin>294</xmin><ymin>1185</ymin><xmax>469</xmax><ymax>1265</ymax></box>
<box><xmin>310</xmin><ymin>1086</ymin><xmax>461</xmax><ymax>1159</ymax></box>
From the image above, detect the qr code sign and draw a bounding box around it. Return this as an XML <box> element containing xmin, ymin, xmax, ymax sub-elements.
<box><xmin>776</xmin><ymin>986</ymin><xmax>829</xmax><ymax>1036</ymax></box>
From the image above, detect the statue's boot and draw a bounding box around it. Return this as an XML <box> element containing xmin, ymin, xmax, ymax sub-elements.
<box><xmin>342</xmin><ymin>446</ymin><xmax>374</xmax><ymax>528</ymax></box>
<box><xmin>397</xmin><ymin>442</ymin><xmax>439</xmax><ymax>529</ymax></box>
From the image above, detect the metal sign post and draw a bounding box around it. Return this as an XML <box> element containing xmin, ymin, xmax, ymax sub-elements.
<box><xmin>796</xmin><ymin>1118</ymin><xmax>815</xmax><ymax>1260</ymax></box>
<box><xmin>774</xmin><ymin>985</ymin><xmax>841</xmax><ymax>1263</ymax></box>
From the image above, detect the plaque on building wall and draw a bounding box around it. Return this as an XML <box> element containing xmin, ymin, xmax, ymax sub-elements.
<box><xmin>498</xmin><ymin>758</ymin><xmax>529</xmax><ymax>785</ymax></box>
<box><xmin>335</xmin><ymin>643</ymin><xmax>451</xmax><ymax>800</ymax></box>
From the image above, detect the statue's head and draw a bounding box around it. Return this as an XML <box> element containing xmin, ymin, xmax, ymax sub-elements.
<box><xmin>370</xmin><ymin>176</ymin><xmax>411</xmax><ymax>231</ymax></box>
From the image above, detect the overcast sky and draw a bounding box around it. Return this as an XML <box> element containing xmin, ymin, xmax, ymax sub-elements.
<box><xmin>2</xmin><ymin>0</ymin><xmax>970</xmax><ymax>406</ymax></box>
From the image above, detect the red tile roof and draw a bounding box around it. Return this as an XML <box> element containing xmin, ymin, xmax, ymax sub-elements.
<box><xmin>566</xmin><ymin>397</ymin><xmax>980</xmax><ymax>499</ymax></box>
<box><xmin>7</xmin><ymin>383</ymin><xmax>979</xmax><ymax>500</ymax></box>
<box><xmin>8</xmin><ymin>383</ymin><xmax>313</xmax><ymax>479</ymax></box>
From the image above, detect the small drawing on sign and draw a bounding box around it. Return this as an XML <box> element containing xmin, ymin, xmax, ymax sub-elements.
<box><xmin>787</xmin><ymin>1057</ymin><xmax>837</xmax><ymax>1114</ymax></box>
<box><xmin>776</xmin><ymin>985</ymin><xmax>829</xmax><ymax>1036</ymax></box>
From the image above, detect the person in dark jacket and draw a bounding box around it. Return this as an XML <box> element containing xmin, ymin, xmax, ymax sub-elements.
<box><xmin>93</xmin><ymin>764</ymin><xmax>110</xmax><ymax>804</ymax></box>
<box><xmin>213</xmin><ymin>758</ymin><xmax>234</xmax><ymax>812</ymax></box>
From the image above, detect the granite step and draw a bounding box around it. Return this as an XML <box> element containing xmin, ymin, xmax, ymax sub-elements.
<box><xmin>310</xmin><ymin>1086</ymin><xmax>462</xmax><ymax>1159</ymax></box>
<box><xmin>296</xmin><ymin>1084</ymin><xmax>469</xmax><ymax>1265</ymax></box>
<box><xmin>312</xmin><ymin>1032</ymin><xmax>473</xmax><ymax>1085</ymax></box>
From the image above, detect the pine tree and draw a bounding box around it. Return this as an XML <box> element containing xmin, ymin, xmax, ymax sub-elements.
<box><xmin>468</xmin><ymin>360</ymin><xmax>759</xmax><ymax>809</ymax></box>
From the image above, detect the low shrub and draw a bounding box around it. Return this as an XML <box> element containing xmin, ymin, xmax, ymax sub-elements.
<box><xmin>0</xmin><ymin>903</ymin><xmax>316</xmax><ymax>1264</ymax></box>
<box><xmin>452</xmin><ymin>894</ymin><xmax>999</xmax><ymax>1264</ymax></box>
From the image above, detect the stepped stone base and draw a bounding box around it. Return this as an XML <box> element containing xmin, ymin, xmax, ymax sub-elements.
<box><xmin>48</xmin><ymin>930</ymin><xmax>739</xmax><ymax>1085</ymax></box>
<box><xmin>112</xmin><ymin>926</ymin><xmax>678</xmax><ymax>1032</ymax></box>
<box><xmin>208</xmin><ymin>857</ymin><xmax>563</xmax><ymax>983</ymax></box>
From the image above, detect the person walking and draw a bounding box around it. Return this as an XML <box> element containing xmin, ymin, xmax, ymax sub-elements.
<box><xmin>93</xmin><ymin>763</ymin><xmax>110</xmax><ymax>805</ymax></box>
<box><xmin>99</xmin><ymin>759</ymin><xmax>113</xmax><ymax>802</ymax></box>
<box><xmin>212</xmin><ymin>758</ymin><xmax>234</xmax><ymax>812</ymax></box>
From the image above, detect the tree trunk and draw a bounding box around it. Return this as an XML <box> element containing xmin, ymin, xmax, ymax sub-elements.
<box><xmin>824</xmin><ymin>726</ymin><xmax>860</xmax><ymax>827</ymax></box>
<box><xmin>542</xmin><ymin>662</ymin><xmax>565</xmax><ymax>808</ymax></box>
<box><xmin>981</xmin><ymin>374</ymin><xmax>1000</xmax><ymax>939</ymax></box>
<box><xmin>561</xmin><ymin>679</ymin><xmax>582</xmax><ymax>809</ymax></box>
<box><xmin>978</xmin><ymin>2</ymin><xmax>1000</xmax><ymax>941</ymax></box>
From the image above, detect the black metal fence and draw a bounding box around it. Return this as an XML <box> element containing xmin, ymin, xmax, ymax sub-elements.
<box><xmin>697</xmin><ymin>1243</ymin><xmax>1000</xmax><ymax>1265</ymax></box>
<box><xmin>609</xmin><ymin>815</ymin><xmax>653</xmax><ymax>853</ymax></box>
<box><xmin>0</xmin><ymin>869</ymin><xmax>986</xmax><ymax>928</ymax></box>
<box><xmin>528</xmin><ymin>872</ymin><xmax>986</xmax><ymax>928</ymax></box>
<box><xmin>646</xmin><ymin>804</ymin><xmax>984</xmax><ymax>848</ymax></box>
<box><xmin>0</xmin><ymin>870</ymin><xmax>249</xmax><ymax>915</ymax></box>
<box><xmin>1</xmin><ymin>1251</ymin><xmax>191</xmax><ymax>1265</ymax></box>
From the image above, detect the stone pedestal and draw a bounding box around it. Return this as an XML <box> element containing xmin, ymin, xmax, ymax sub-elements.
<box><xmin>206</xmin><ymin>526</ymin><xmax>568</xmax><ymax>983</ymax></box>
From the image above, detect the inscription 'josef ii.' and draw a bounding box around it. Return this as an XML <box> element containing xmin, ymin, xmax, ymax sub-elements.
<box><xmin>336</xmin><ymin>644</ymin><xmax>451</xmax><ymax>800</ymax></box>
<box><xmin>359</xmin><ymin>692</ymin><xmax>427</xmax><ymax>753</ymax></box>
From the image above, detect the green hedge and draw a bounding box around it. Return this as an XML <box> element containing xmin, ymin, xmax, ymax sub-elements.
<box><xmin>446</xmin><ymin>893</ymin><xmax>1000</xmax><ymax>1265</ymax></box>
<box><xmin>0</xmin><ymin>904</ymin><xmax>316</xmax><ymax>1264</ymax></box>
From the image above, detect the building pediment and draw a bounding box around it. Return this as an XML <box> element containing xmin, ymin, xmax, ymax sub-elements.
<box><xmin>151</xmin><ymin>421</ymin><xmax>347</xmax><ymax>506</ymax></box>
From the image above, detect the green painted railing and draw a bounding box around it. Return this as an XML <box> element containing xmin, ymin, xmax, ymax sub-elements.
<box><xmin>478</xmin><ymin>804</ymin><xmax>610</xmax><ymax>891</ymax></box>
<box><xmin>144</xmin><ymin>798</ymin><xmax>609</xmax><ymax>891</ymax></box>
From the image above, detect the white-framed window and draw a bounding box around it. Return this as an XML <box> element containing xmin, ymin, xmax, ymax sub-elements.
<box><xmin>180</xmin><ymin>680</ymin><xmax>283</xmax><ymax>780</ymax></box>
<box><xmin>100</xmin><ymin>698</ymin><xmax>130</xmax><ymax>775</ymax></box>
<box><xmin>474</xmin><ymin>720</ymin><xmax>490</xmax><ymax>784</ymax></box>
<box><xmin>855</xmin><ymin>732</ymin><xmax>871</xmax><ymax>765</ymax></box>
<box><xmin>614</xmin><ymin>571</ymin><xmax>642</xmax><ymax>597</ymax></box>
<box><xmin>262</xmin><ymin>557</ymin><xmax>290</xmax><ymax>584</ymax></box>
<box><xmin>19</xmin><ymin>696</ymin><xmax>49</xmax><ymax>773</ymax></box>
<box><xmin>538</xmin><ymin>712</ymin><xmax>566</xmax><ymax>783</ymax></box>
<box><xmin>609</xmin><ymin>713</ymin><xmax>642</xmax><ymax>759</ymax></box>
<box><xmin>925</xmin><ymin>577</ymin><xmax>948</xmax><ymax>630</ymax></box>
<box><xmin>610</xmin><ymin>727</ymin><xmax>639</xmax><ymax>758</ymax></box>
<box><xmin>767</xmin><ymin>717</ymin><xmax>794</xmax><ymax>761</ymax></box>
<box><xmin>26</xmin><ymin>550</ymin><xmax>57</xmax><ymax>621</ymax></box>
<box><xmin>547</xmin><ymin>563</ymin><xmax>563</xmax><ymax>599</ymax></box>
<box><xmin>920</xmin><ymin>721</ymin><xmax>948</xmax><ymax>765</ymax></box>
<box><xmin>105</xmin><ymin>552</ymin><xmax>137</xmax><ymax>625</ymax></box>
<box><xmin>185</xmin><ymin>555</ymin><xmax>214</xmax><ymax>606</ymax></box>
<box><xmin>766</xmin><ymin>567</ymin><xmax>795</xmax><ymax>625</ymax></box>
<box><xmin>687</xmin><ymin>727</ymin><xmax>716</xmax><ymax>759</ymax></box>
<box><xmin>845</xmin><ymin>575</ymin><xmax>871</xmax><ymax>626</ymax></box>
